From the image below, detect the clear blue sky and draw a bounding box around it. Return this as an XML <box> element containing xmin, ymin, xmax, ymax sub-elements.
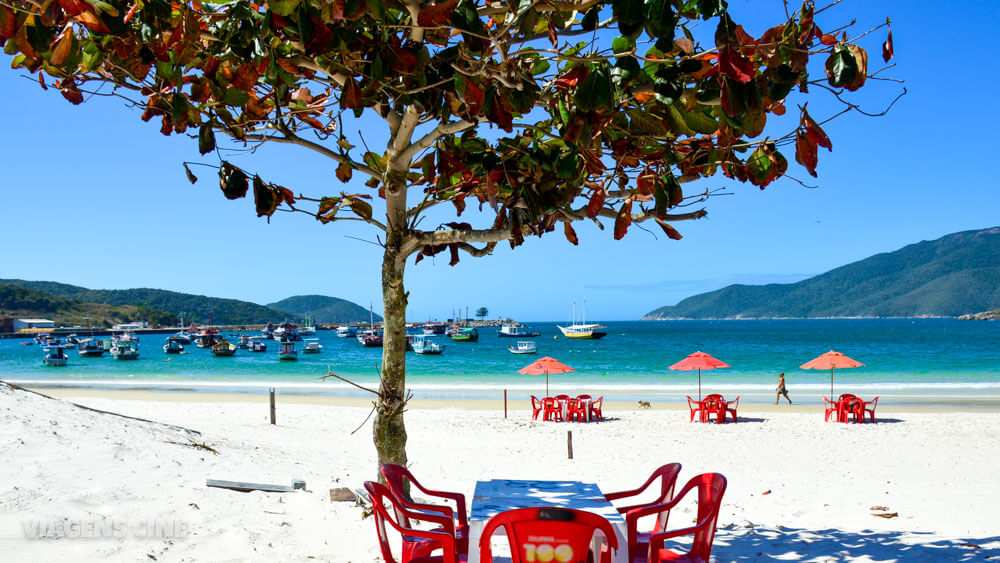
<box><xmin>2</xmin><ymin>1</ymin><xmax>997</xmax><ymax>322</ymax></box>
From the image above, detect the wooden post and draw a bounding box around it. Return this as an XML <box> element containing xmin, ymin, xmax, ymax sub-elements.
<box><xmin>269</xmin><ymin>388</ymin><xmax>276</xmax><ymax>425</ymax></box>
<box><xmin>567</xmin><ymin>430</ymin><xmax>573</xmax><ymax>460</ymax></box>
<box><xmin>504</xmin><ymin>389</ymin><xmax>508</xmax><ymax>419</ymax></box>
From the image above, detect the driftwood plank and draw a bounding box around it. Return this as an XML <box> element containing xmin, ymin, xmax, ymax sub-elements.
<box><xmin>206</xmin><ymin>479</ymin><xmax>305</xmax><ymax>493</ymax></box>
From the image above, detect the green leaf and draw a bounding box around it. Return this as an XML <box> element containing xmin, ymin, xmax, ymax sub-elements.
<box><xmin>268</xmin><ymin>0</ymin><xmax>301</xmax><ymax>17</ymax></box>
<box><xmin>582</xmin><ymin>6</ymin><xmax>598</xmax><ymax>31</ymax></box>
<box><xmin>612</xmin><ymin>35</ymin><xmax>633</xmax><ymax>56</ymax></box>
<box><xmin>745</xmin><ymin>145</ymin><xmax>771</xmax><ymax>184</ymax></box>
<box><xmin>825</xmin><ymin>46</ymin><xmax>858</xmax><ymax>88</ymax></box>
<box><xmin>644</xmin><ymin>0</ymin><xmax>675</xmax><ymax>42</ymax></box>
<box><xmin>530</xmin><ymin>59</ymin><xmax>550</xmax><ymax>75</ymax></box>
<box><xmin>613</xmin><ymin>0</ymin><xmax>645</xmax><ymax>25</ymax></box>
<box><xmin>198</xmin><ymin>123</ymin><xmax>216</xmax><ymax>155</ymax></box>
<box><xmin>574</xmin><ymin>67</ymin><xmax>614</xmax><ymax>111</ymax></box>
<box><xmin>679</xmin><ymin>107</ymin><xmax>718</xmax><ymax>134</ymax></box>
<box><xmin>627</xmin><ymin>109</ymin><xmax>668</xmax><ymax>136</ymax></box>
<box><xmin>223</xmin><ymin>87</ymin><xmax>250</xmax><ymax>106</ymax></box>
<box><xmin>697</xmin><ymin>0</ymin><xmax>727</xmax><ymax>19</ymax></box>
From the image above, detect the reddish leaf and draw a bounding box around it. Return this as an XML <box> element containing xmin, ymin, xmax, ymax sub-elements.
<box><xmin>123</xmin><ymin>0</ymin><xmax>139</xmax><ymax>23</ymax></box>
<box><xmin>636</xmin><ymin>168</ymin><xmax>655</xmax><ymax>195</ymax></box>
<box><xmin>232</xmin><ymin>63</ymin><xmax>259</xmax><ymax>91</ymax></box>
<box><xmin>276</xmin><ymin>186</ymin><xmax>296</xmax><ymax>205</ymax></box>
<box><xmin>59</xmin><ymin>77</ymin><xmax>84</xmax><ymax>105</ymax></box>
<box><xmin>820</xmin><ymin>34</ymin><xmax>837</xmax><ymax>45</ymax></box>
<box><xmin>417</xmin><ymin>0</ymin><xmax>457</xmax><ymax>28</ymax></box>
<box><xmin>586</xmin><ymin>188</ymin><xmax>605</xmax><ymax>218</ymax></box>
<box><xmin>76</xmin><ymin>11</ymin><xmax>110</xmax><ymax>33</ymax></box>
<box><xmin>50</xmin><ymin>30</ymin><xmax>73</xmax><ymax>66</ymax></box>
<box><xmin>554</xmin><ymin>65</ymin><xmax>589</xmax><ymax>91</ymax></box>
<box><xmin>463</xmin><ymin>79</ymin><xmax>484</xmax><ymax>115</ymax></box>
<box><xmin>55</xmin><ymin>0</ymin><xmax>86</xmax><ymax>17</ymax></box>
<box><xmin>277</xmin><ymin>58</ymin><xmax>301</xmax><ymax>75</ymax></box>
<box><xmin>448</xmin><ymin>243</ymin><xmax>460</xmax><ymax>266</ymax></box>
<box><xmin>802</xmin><ymin>109</ymin><xmax>832</xmax><ymax>150</ymax></box>
<box><xmin>563</xmin><ymin>222</ymin><xmax>579</xmax><ymax>245</ymax></box>
<box><xmin>843</xmin><ymin>45</ymin><xmax>868</xmax><ymax>92</ymax></box>
<box><xmin>0</xmin><ymin>6</ymin><xmax>15</xmax><ymax>40</ymax></box>
<box><xmin>388</xmin><ymin>46</ymin><xmax>418</xmax><ymax>74</ymax></box>
<box><xmin>794</xmin><ymin>131</ymin><xmax>818</xmax><ymax>177</ymax></box>
<box><xmin>220</xmin><ymin>163</ymin><xmax>250</xmax><ymax>199</ymax></box>
<box><xmin>183</xmin><ymin>163</ymin><xmax>198</xmax><ymax>184</ymax></box>
<box><xmin>318</xmin><ymin>196</ymin><xmax>341</xmax><ymax>216</ymax></box>
<box><xmin>882</xmin><ymin>25</ymin><xmax>894</xmax><ymax>62</ymax></box>
<box><xmin>254</xmin><ymin>178</ymin><xmax>279</xmax><ymax>219</ymax></box>
<box><xmin>336</xmin><ymin>162</ymin><xmax>353</xmax><ymax>182</ymax></box>
<box><xmin>340</xmin><ymin>78</ymin><xmax>362</xmax><ymax>110</ymax></box>
<box><xmin>718</xmin><ymin>48</ymin><xmax>754</xmax><ymax>83</ymax></box>
<box><xmin>654</xmin><ymin>218</ymin><xmax>683</xmax><ymax>240</ymax></box>
<box><xmin>613</xmin><ymin>200</ymin><xmax>632</xmax><ymax>240</ymax></box>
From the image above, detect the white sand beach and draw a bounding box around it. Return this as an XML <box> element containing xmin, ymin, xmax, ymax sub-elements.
<box><xmin>2</xmin><ymin>383</ymin><xmax>1000</xmax><ymax>562</ymax></box>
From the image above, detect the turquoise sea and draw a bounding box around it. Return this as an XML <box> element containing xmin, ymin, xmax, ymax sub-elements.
<box><xmin>3</xmin><ymin>319</ymin><xmax>999</xmax><ymax>406</ymax></box>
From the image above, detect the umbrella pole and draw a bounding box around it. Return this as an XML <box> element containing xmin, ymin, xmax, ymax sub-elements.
<box><xmin>546</xmin><ymin>371</ymin><xmax>550</xmax><ymax>397</ymax></box>
<box><xmin>698</xmin><ymin>368</ymin><xmax>702</xmax><ymax>401</ymax></box>
<box><xmin>830</xmin><ymin>367</ymin><xmax>834</xmax><ymax>397</ymax></box>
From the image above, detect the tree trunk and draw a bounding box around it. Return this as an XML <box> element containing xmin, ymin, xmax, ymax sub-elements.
<box><xmin>373</xmin><ymin>214</ymin><xmax>408</xmax><ymax>481</ymax></box>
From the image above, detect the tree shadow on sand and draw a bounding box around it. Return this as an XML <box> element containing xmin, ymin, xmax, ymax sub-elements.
<box><xmin>710</xmin><ymin>525</ymin><xmax>1000</xmax><ymax>561</ymax></box>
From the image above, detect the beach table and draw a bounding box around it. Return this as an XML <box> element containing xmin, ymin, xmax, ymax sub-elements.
<box><xmin>468</xmin><ymin>479</ymin><xmax>626</xmax><ymax>563</ymax></box>
<box><xmin>559</xmin><ymin>397</ymin><xmax>593</xmax><ymax>422</ymax></box>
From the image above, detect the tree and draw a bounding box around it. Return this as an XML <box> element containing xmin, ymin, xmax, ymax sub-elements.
<box><xmin>2</xmin><ymin>0</ymin><xmax>896</xmax><ymax>474</ymax></box>
<box><xmin>476</xmin><ymin>307</ymin><xmax>489</xmax><ymax>319</ymax></box>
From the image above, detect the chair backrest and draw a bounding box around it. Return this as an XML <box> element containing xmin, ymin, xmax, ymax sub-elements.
<box><xmin>480</xmin><ymin>507</ymin><xmax>619</xmax><ymax>563</ymax></box>
<box><xmin>365</xmin><ymin>481</ymin><xmax>458</xmax><ymax>563</ymax></box>
<box><xmin>555</xmin><ymin>394</ymin><xmax>571</xmax><ymax>402</ymax></box>
<box><xmin>704</xmin><ymin>394</ymin><xmax>723</xmax><ymax>401</ymax></box>
<box><xmin>867</xmin><ymin>396</ymin><xmax>879</xmax><ymax>409</ymax></box>
<box><xmin>531</xmin><ymin>395</ymin><xmax>542</xmax><ymax>408</ymax></box>
<box><xmin>577</xmin><ymin>394</ymin><xmax>592</xmax><ymax>400</ymax></box>
<box><xmin>543</xmin><ymin>397</ymin><xmax>559</xmax><ymax>409</ymax></box>
<box><xmin>591</xmin><ymin>396</ymin><xmax>603</xmax><ymax>408</ymax></box>
<box><xmin>838</xmin><ymin>393</ymin><xmax>858</xmax><ymax>402</ymax></box>
<box><xmin>380</xmin><ymin>463</ymin><xmax>458</xmax><ymax>531</ymax></box>
<box><xmin>673</xmin><ymin>474</ymin><xmax>728</xmax><ymax>560</ymax></box>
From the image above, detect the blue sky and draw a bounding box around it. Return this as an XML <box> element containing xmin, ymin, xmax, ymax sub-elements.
<box><xmin>2</xmin><ymin>1</ymin><xmax>998</xmax><ymax>322</ymax></box>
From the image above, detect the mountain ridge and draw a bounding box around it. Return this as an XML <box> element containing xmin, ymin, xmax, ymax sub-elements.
<box><xmin>643</xmin><ymin>227</ymin><xmax>1000</xmax><ymax>319</ymax></box>
<box><xmin>267</xmin><ymin>295</ymin><xmax>382</xmax><ymax>324</ymax></box>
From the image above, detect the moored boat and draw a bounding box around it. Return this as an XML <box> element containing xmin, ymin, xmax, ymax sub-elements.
<box><xmin>43</xmin><ymin>345</ymin><xmax>69</xmax><ymax>366</ymax></box>
<box><xmin>357</xmin><ymin>329</ymin><xmax>383</xmax><ymax>347</ymax></box>
<box><xmin>278</xmin><ymin>340</ymin><xmax>298</xmax><ymax>360</ymax></box>
<box><xmin>497</xmin><ymin>324</ymin><xmax>541</xmax><ymax>338</ymax></box>
<box><xmin>211</xmin><ymin>338</ymin><xmax>237</xmax><ymax>357</ymax></box>
<box><xmin>237</xmin><ymin>334</ymin><xmax>251</xmax><ymax>349</ymax></box>
<box><xmin>412</xmin><ymin>335</ymin><xmax>445</xmax><ymax>355</ymax></box>
<box><xmin>336</xmin><ymin>325</ymin><xmax>358</xmax><ymax>338</ymax></box>
<box><xmin>195</xmin><ymin>328</ymin><xmax>221</xmax><ymax>348</ymax></box>
<box><xmin>111</xmin><ymin>338</ymin><xmax>140</xmax><ymax>360</ymax></box>
<box><xmin>302</xmin><ymin>338</ymin><xmax>322</xmax><ymax>353</ymax></box>
<box><xmin>163</xmin><ymin>337</ymin><xmax>185</xmax><ymax>354</ymax></box>
<box><xmin>77</xmin><ymin>338</ymin><xmax>107</xmax><ymax>357</ymax></box>
<box><xmin>450</xmin><ymin>327</ymin><xmax>479</xmax><ymax>342</ymax></box>
<box><xmin>273</xmin><ymin>322</ymin><xmax>302</xmax><ymax>342</ymax></box>
<box><xmin>422</xmin><ymin>322</ymin><xmax>446</xmax><ymax>335</ymax></box>
<box><xmin>557</xmin><ymin>300</ymin><xmax>607</xmax><ymax>339</ymax></box>
<box><xmin>509</xmin><ymin>341</ymin><xmax>538</xmax><ymax>354</ymax></box>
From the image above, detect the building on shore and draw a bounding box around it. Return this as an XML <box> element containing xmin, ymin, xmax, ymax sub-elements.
<box><xmin>14</xmin><ymin>319</ymin><xmax>55</xmax><ymax>332</ymax></box>
<box><xmin>112</xmin><ymin>321</ymin><xmax>149</xmax><ymax>331</ymax></box>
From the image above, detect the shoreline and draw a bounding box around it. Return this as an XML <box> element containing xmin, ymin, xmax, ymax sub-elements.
<box><xmin>32</xmin><ymin>387</ymin><xmax>1000</xmax><ymax>413</ymax></box>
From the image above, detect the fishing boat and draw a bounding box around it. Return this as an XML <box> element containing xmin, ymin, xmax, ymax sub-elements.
<box><xmin>237</xmin><ymin>334</ymin><xmax>251</xmax><ymax>349</ymax></box>
<box><xmin>497</xmin><ymin>324</ymin><xmax>541</xmax><ymax>338</ymax></box>
<box><xmin>508</xmin><ymin>341</ymin><xmax>538</xmax><ymax>354</ymax></box>
<box><xmin>422</xmin><ymin>322</ymin><xmax>446</xmax><ymax>335</ymax></box>
<box><xmin>110</xmin><ymin>338</ymin><xmax>140</xmax><ymax>360</ymax></box>
<box><xmin>163</xmin><ymin>336</ymin><xmax>185</xmax><ymax>354</ymax></box>
<box><xmin>299</xmin><ymin>316</ymin><xmax>316</xmax><ymax>336</ymax></box>
<box><xmin>278</xmin><ymin>340</ymin><xmax>298</xmax><ymax>360</ymax></box>
<box><xmin>557</xmin><ymin>300</ymin><xmax>607</xmax><ymax>339</ymax></box>
<box><xmin>302</xmin><ymin>338</ymin><xmax>323</xmax><ymax>354</ymax></box>
<box><xmin>273</xmin><ymin>322</ymin><xmax>302</xmax><ymax>342</ymax></box>
<box><xmin>64</xmin><ymin>334</ymin><xmax>80</xmax><ymax>349</ymax></box>
<box><xmin>262</xmin><ymin>322</ymin><xmax>275</xmax><ymax>340</ymax></box>
<box><xmin>412</xmin><ymin>335</ymin><xmax>445</xmax><ymax>355</ymax></box>
<box><xmin>211</xmin><ymin>338</ymin><xmax>237</xmax><ymax>357</ymax></box>
<box><xmin>248</xmin><ymin>336</ymin><xmax>268</xmax><ymax>352</ymax></box>
<box><xmin>43</xmin><ymin>345</ymin><xmax>69</xmax><ymax>366</ymax></box>
<box><xmin>336</xmin><ymin>325</ymin><xmax>358</xmax><ymax>338</ymax></box>
<box><xmin>77</xmin><ymin>338</ymin><xmax>107</xmax><ymax>357</ymax></box>
<box><xmin>450</xmin><ymin>327</ymin><xmax>479</xmax><ymax>342</ymax></box>
<box><xmin>357</xmin><ymin>329</ymin><xmax>383</xmax><ymax>347</ymax></box>
<box><xmin>195</xmin><ymin>328</ymin><xmax>221</xmax><ymax>348</ymax></box>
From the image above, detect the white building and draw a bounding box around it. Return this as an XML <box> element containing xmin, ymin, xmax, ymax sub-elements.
<box><xmin>14</xmin><ymin>319</ymin><xmax>55</xmax><ymax>332</ymax></box>
<box><xmin>112</xmin><ymin>321</ymin><xmax>149</xmax><ymax>331</ymax></box>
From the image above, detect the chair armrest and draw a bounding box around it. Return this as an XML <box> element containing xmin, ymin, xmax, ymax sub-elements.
<box><xmin>646</xmin><ymin>513</ymin><xmax>718</xmax><ymax>555</ymax></box>
<box><xmin>605</xmin><ymin>466</ymin><xmax>668</xmax><ymax>503</ymax></box>
<box><xmin>408</xmin><ymin>482</ymin><xmax>468</xmax><ymax>525</ymax></box>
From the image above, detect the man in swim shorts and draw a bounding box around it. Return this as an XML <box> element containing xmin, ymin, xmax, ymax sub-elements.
<box><xmin>776</xmin><ymin>372</ymin><xmax>791</xmax><ymax>404</ymax></box>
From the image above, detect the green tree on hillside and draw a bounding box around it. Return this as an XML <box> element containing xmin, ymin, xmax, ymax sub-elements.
<box><xmin>2</xmin><ymin>0</ymin><xmax>897</xmax><ymax>474</ymax></box>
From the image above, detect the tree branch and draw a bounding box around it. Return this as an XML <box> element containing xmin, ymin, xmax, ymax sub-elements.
<box><xmin>397</xmin><ymin>118</ymin><xmax>481</xmax><ymax>165</ymax></box>
<box><xmin>241</xmin><ymin>132</ymin><xmax>379</xmax><ymax>178</ymax></box>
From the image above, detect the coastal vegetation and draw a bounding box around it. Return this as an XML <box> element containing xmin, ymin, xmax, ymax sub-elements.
<box><xmin>268</xmin><ymin>295</ymin><xmax>383</xmax><ymax>323</ymax></box>
<box><xmin>643</xmin><ymin>227</ymin><xmax>1000</xmax><ymax>319</ymax></box>
<box><xmin>2</xmin><ymin>0</ymin><xmax>897</xmax><ymax>475</ymax></box>
<box><xmin>0</xmin><ymin>283</ymin><xmax>177</xmax><ymax>327</ymax></box>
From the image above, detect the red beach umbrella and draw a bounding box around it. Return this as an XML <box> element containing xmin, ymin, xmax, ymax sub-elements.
<box><xmin>669</xmin><ymin>351</ymin><xmax>730</xmax><ymax>401</ymax></box>
<box><xmin>519</xmin><ymin>356</ymin><xmax>575</xmax><ymax>396</ymax></box>
<box><xmin>800</xmin><ymin>350</ymin><xmax>864</xmax><ymax>397</ymax></box>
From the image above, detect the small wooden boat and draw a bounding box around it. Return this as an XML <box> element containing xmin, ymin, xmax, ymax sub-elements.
<box><xmin>450</xmin><ymin>327</ymin><xmax>479</xmax><ymax>342</ymax></box>
<box><xmin>43</xmin><ymin>345</ymin><xmax>69</xmax><ymax>366</ymax></box>
<box><xmin>248</xmin><ymin>336</ymin><xmax>268</xmax><ymax>352</ymax></box>
<box><xmin>509</xmin><ymin>341</ymin><xmax>538</xmax><ymax>354</ymax></box>
<box><xmin>211</xmin><ymin>338</ymin><xmax>237</xmax><ymax>357</ymax></box>
<box><xmin>195</xmin><ymin>328</ymin><xmax>221</xmax><ymax>348</ymax></box>
<box><xmin>278</xmin><ymin>340</ymin><xmax>298</xmax><ymax>360</ymax></box>
<box><xmin>237</xmin><ymin>334</ymin><xmax>251</xmax><ymax>349</ymax></box>
<box><xmin>412</xmin><ymin>335</ymin><xmax>445</xmax><ymax>355</ymax></box>
<box><xmin>110</xmin><ymin>338</ymin><xmax>140</xmax><ymax>360</ymax></box>
<box><xmin>302</xmin><ymin>338</ymin><xmax>322</xmax><ymax>354</ymax></box>
<box><xmin>77</xmin><ymin>338</ymin><xmax>106</xmax><ymax>356</ymax></box>
<box><xmin>357</xmin><ymin>329</ymin><xmax>383</xmax><ymax>347</ymax></box>
<box><xmin>163</xmin><ymin>337</ymin><xmax>185</xmax><ymax>354</ymax></box>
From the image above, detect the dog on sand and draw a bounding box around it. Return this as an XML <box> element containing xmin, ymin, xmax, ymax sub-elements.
<box><xmin>637</xmin><ymin>400</ymin><xmax>652</xmax><ymax>409</ymax></box>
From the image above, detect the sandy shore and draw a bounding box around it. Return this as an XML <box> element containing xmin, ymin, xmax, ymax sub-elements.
<box><xmin>3</xmin><ymin>384</ymin><xmax>1000</xmax><ymax>562</ymax></box>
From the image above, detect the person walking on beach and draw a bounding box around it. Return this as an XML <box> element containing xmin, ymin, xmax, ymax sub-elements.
<box><xmin>776</xmin><ymin>372</ymin><xmax>791</xmax><ymax>404</ymax></box>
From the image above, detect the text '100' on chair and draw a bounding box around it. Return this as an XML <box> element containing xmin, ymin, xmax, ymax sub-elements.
<box><xmin>479</xmin><ymin>507</ymin><xmax>619</xmax><ymax>563</ymax></box>
<box><xmin>643</xmin><ymin>473</ymin><xmax>727</xmax><ymax>563</ymax></box>
<box><xmin>365</xmin><ymin>481</ymin><xmax>467</xmax><ymax>563</ymax></box>
<box><xmin>603</xmin><ymin>463</ymin><xmax>682</xmax><ymax>561</ymax></box>
<box><xmin>380</xmin><ymin>464</ymin><xmax>469</xmax><ymax>560</ymax></box>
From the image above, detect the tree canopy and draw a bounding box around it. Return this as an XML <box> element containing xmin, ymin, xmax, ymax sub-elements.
<box><xmin>1</xmin><ymin>0</ymin><xmax>897</xmax><ymax>471</ymax></box>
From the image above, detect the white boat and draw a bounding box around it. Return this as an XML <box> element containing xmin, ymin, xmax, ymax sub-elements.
<box><xmin>173</xmin><ymin>331</ymin><xmax>194</xmax><ymax>345</ymax></box>
<box><xmin>557</xmin><ymin>300</ymin><xmax>607</xmax><ymax>340</ymax></box>
<box><xmin>302</xmin><ymin>338</ymin><xmax>322</xmax><ymax>353</ymax></box>
<box><xmin>211</xmin><ymin>338</ymin><xmax>237</xmax><ymax>357</ymax></box>
<box><xmin>336</xmin><ymin>325</ymin><xmax>358</xmax><ymax>338</ymax></box>
<box><xmin>237</xmin><ymin>334</ymin><xmax>251</xmax><ymax>349</ymax></box>
<box><xmin>247</xmin><ymin>336</ymin><xmax>268</xmax><ymax>352</ymax></box>
<box><xmin>43</xmin><ymin>345</ymin><xmax>69</xmax><ymax>366</ymax></box>
<box><xmin>299</xmin><ymin>325</ymin><xmax>316</xmax><ymax>336</ymax></box>
<box><xmin>77</xmin><ymin>338</ymin><xmax>107</xmax><ymax>357</ymax></box>
<box><xmin>273</xmin><ymin>322</ymin><xmax>302</xmax><ymax>342</ymax></box>
<box><xmin>163</xmin><ymin>337</ymin><xmax>185</xmax><ymax>354</ymax></box>
<box><xmin>497</xmin><ymin>324</ymin><xmax>541</xmax><ymax>338</ymax></box>
<box><xmin>412</xmin><ymin>335</ymin><xmax>445</xmax><ymax>355</ymax></box>
<box><xmin>278</xmin><ymin>340</ymin><xmax>298</xmax><ymax>360</ymax></box>
<box><xmin>111</xmin><ymin>338</ymin><xmax>140</xmax><ymax>360</ymax></box>
<box><xmin>508</xmin><ymin>341</ymin><xmax>537</xmax><ymax>354</ymax></box>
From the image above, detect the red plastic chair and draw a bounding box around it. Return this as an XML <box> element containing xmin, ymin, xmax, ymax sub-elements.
<box><xmin>530</xmin><ymin>396</ymin><xmax>543</xmax><ymax>420</ymax></box>
<box><xmin>364</xmin><ymin>481</ymin><xmax>466</xmax><ymax>563</ymax></box>
<box><xmin>589</xmin><ymin>396</ymin><xmax>604</xmax><ymax>421</ymax></box>
<box><xmin>823</xmin><ymin>396</ymin><xmax>839</xmax><ymax>422</ymax></box>
<box><xmin>543</xmin><ymin>397</ymin><xmax>563</xmax><ymax>422</ymax></box>
<box><xmin>686</xmin><ymin>396</ymin><xmax>704</xmax><ymax>423</ymax></box>
<box><xmin>644</xmin><ymin>474</ymin><xmax>728</xmax><ymax>563</ymax></box>
<box><xmin>703</xmin><ymin>394</ymin><xmax>725</xmax><ymax>424</ymax></box>
<box><xmin>725</xmin><ymin>396</ymin><xmax>740</xmax><ymax>423</ymax></box>
<box><xmin>863</xmin><ymin>396</ymin><xmax>879</xmax><ymax>423</ymax></box>
<box><xmin>577</xmin><ymin>394</ymin><xmax>593</xmax><ymax>401</ymax></box>
<box><xmin>604</xmin><ymin>463</ymin><xmax>682</xmax><ymax>561</ymax></box>
<box><xmin>567</xmin><ymin>398</ymin><xmax>588</xmax><ymax>422</ymax></box>
<box><xmin>479</xmin><ymin>507</ymin><xmax>619</xmax><ymax>563</ymax></box>
<box><xmin>555</xmin><ymin>394</ymin><xmax>571</xmax><ymax>404</ymax></box>
<box><xmin>839</xmin><ymin>394</ymin><xmax>862</xmax><ymax>423</ymax></box>
<box><xmin>380</xmin><ymin>464</ymin><xmax>469</xmax><ymax>558</ymax></box>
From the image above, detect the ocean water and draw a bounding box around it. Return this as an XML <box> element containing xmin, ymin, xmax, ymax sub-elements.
<box><xmin>3</xmin><ymin>319</ymin><xmax>999</xmax><ymax>406</ymax></box>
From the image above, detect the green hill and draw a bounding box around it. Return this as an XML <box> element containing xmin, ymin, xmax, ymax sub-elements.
<box><xmin>0</xmin><ymin>283</ymin><xmax>178</xmax><ymax>327</ymax></box>
<box><xmin>268</xmin><ymin>295</ymin><xmax>381</xmax><ymax>324</ymax></box>
<box><xmin>642</xmin><ymin>227</ymin><xmax>1000</xmax><ymax>319</ymax></box>
<box><xmin>0</xmin><ymin>280</ymin><xmax>297</xmax><ymax>325</ymax></box>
